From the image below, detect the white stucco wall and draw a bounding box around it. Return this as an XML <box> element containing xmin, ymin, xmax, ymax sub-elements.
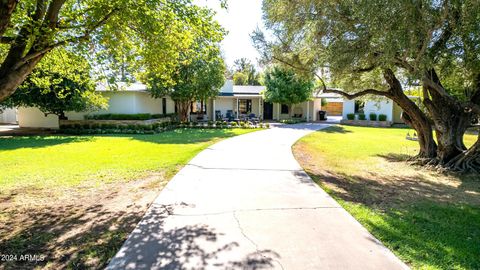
<box><xmin>214</xmin><ymin>98</ymin><xmax>235</xmax><ymax>116</ymax></box>
<box><xmin>134</xmin><ymin>93</ymin><xmax>175</xmax><ymax>114</ymax></box>
<box><xmin>0</xmin><ymin>108</ymin><xmax>17</xmax><ymax>123</ymax></box>
<box><xmin>342</xmin><ymin>100</ymin><xmax>355</xmax><ymax>119</ymax></box>
<box><xmin>342</xmin><ymin>98</ymin><xmax>394</xmax><ymax>121</ymax></box>
<box><xmin>18</xmin><ymin>107</ymin><xmax>59</xmax><ymax>129</ymax></box>
<box><xmin>19</xmin><ymin>91</ymin><xmax>180</xmax><ymax>128</ymax></box>
<box><xmin>101</xmin><ymin>92</ymin><xmax>137</xmax><ymax>114</ymax></box>
<box><xmin>65</xmin><ymin>92</ymin><xmax>176</xmax><ymax>120</ymax></box>
<box><xmin>364</xmin><ymin>100</ymin><xmax>393</xmax><ymax>121</ymax></box>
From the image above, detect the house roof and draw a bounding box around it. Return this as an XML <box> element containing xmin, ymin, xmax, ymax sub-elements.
<box><xmin>96</xmin><ymin>82</ymin><xmax>148</xmax><ymax>92</ymax></box>
<box><xmin>232</xmin><ymin>85</ymin><xmax>265</xmax><ymax>94</ymax></box>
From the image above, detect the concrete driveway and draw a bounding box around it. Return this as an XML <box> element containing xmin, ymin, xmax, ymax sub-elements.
<box><xmin>108</xmin><ymin>123</ymin><xmax>408</xmax><ymax>270</ymax></box>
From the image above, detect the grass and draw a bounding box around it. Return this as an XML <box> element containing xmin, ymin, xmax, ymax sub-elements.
<box><xmin>293</xmin><ymin>125</ymin><xmax>480</xmax><ymax>270</ymax></box>
<box><xmin>0</xmin><ymin>128</ymin><xmax>253</xmax><ymax>192</ymax></box>
<box><xmin>0</xmin><ymin>128</ymin><xmax>256</xmax><ymax>269</ymax></box>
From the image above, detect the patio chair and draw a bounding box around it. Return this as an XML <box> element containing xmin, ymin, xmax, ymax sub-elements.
<box><xmin>226</xmin><ymin>110</ymin><xmax>235</xmax><ymax>121</ymax></box>
<box><xmin>215</xmin><ymin>110</ymin><xmax>222</xmax><ymax>120</ymax></box>
<box><xmin>248</xmin><ymin>113</ymin><xmax>260</xmax><ymax>124</ymax></box>
<box><xmin>293</xmin><ymin>107</ymin><xmax>303</xmax><ymax>119</ymax></box>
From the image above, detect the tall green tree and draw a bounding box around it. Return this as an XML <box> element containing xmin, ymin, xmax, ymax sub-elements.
<box><xmin>255</xmin><ymin>0</ymin><xmax>480</xmax><ymax>173</ymax></box>
<box><xmin>0</xmin><ymin>0</ymin><xmax>226</xmax><ymax>102</ymax></box>
<box><xmin>1</xmin><ymin>48</ymin><xmax>107</xmax><ymax>118</ymax></box>
<box><xmin>148</xmin><ymin>10</ymin><xmax>226</xmax><ymax>122</ymax></box>
<box><xmin>264</xmin><ymin>67</ymin><xmax>314</xmax><ymax>117</ymax></box>
<box><xmin>232</xmin><ymin>58</ymin><xmax>261</xmax><ymax>85</ymax></box>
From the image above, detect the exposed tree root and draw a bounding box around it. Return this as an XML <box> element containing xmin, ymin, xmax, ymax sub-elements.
<box><xmin>443</xmin><ymin>150</ymin><xmax>480</xmax><ymax>174</ymax></box>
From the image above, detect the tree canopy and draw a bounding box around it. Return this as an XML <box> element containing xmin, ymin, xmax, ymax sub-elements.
<box><xmin>0</xmin><ymin>0</ymin><xmax>226</xmax><ymax>102</ymax></box>
<box><xmin>263</xmin><ymin>66</ymin><xmax>314</xmax><ymax>115</ymax></box>
<box><xmin>148</xmin><ymin>19</ymin><xmax>226</xmax><ymax>122</ymax></box>
<box><xmin>1</xmin><ymin>48</ymin><xmax>107</xmax><ymax>118</ymax></box>
<box><xmin>255</xmin><ymin>0</ymin><xmax>480</xmax><ymax>173</ymax></box>
<box><xmin>232</xmin><ymin>58</ymin><xmax>261</xmax><ymax>85</ymax></box>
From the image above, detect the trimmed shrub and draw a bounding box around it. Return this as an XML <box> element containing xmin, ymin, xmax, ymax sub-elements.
<box><xmin>346</xmin><ymin>113</ymin><xmax>355</xmax><ymax>120</ymax></box>
<box><xmin>378</xmin><ymin>114</ymin><xmax>387</xmax><ymax>121</ymax></box>
<box><xmin>358</xmin><ymin>113</ymin><xmax>366</xmax><ymax>120</ymax></box>
<box><xmin>369</xmin><ymin>113</ymin><xmax>377</xmax><ymax>121</ymax></box>
<box><xmin>85</xmin><ymin>113</ymin><xmax>152</xmax><ymax>120</ymax></box>
<box><xmin>231</xmin><ymin>122</ymin><xmax>238</xmax><ymax>127</ymax></box>
<box><xmin>265</xmin><ymin>123</ymin><xmax>270</xmax><ymax>128</ymax></box>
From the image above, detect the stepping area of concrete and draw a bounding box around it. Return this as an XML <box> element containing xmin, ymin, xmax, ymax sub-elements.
<box><xmin>108</xmin><ymin>123</ymin><xmax>409</xmax><ymax>270</ymax></box>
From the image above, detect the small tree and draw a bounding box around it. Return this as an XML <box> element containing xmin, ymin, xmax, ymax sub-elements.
<box><xmin>264</xmin><ymin>67</ymin><xmax>314</xmax><ymax>117</ymax></box>
<box><xmin>0</xmin><ymin>49</ymin><xmax>107</xmax><ymax>119</ymax></box>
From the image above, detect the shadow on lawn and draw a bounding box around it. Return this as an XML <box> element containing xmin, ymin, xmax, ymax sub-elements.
<box><xmin>317</xmin><ymin>125</ymin><xmax>352</xmax><ymax>134</ymax></box>
<box><xmin>0</xmin><ymin>136</ymin><xmax>93</xmax><ymax>150</ymax></box>
<box><xmin>0</xmin><ymin>129</ymin><xmax>243</xmax><ymax>151</ymax></box>
<box><xmin>129</xmin><ymin>128</ymin><xmax>246</xmax><ymax>145</ymax></box>
<box><xmin>376</xmin><ymin>153</ymin><xmax>412</xmax><ymax>162</ymax></box>
<box><xmin>0</xmin><ymin>202</ymin><xmax>142</xmax><ymax>269</ymax></box>
<box><xmin>307</xmin><ymin>170</ymin><xmax>480</xmax><ymax>269</ymax></box>
<box><xmin>0</xmin><ymin>201</ymin><xmax>278</xmax><ymax>270</ymax></box>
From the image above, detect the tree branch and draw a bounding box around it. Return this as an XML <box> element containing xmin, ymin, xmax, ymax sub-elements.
<box><xmin>322</xmin><ymin>88</ymin><xmax>391</xmax><ymax>99</ymax></box>
<box><xmin>13</xmin><ymin>8</ymin><xmax>118</xmax><ymax>71</ymax></box>
<box><xmin>422</xmin><ymin>75</ymin><xmax>448</xmax><ymax>97</ymax></box>
<box><xmin>44</xmin><ymin>0</ymin><xmax>67</xmax><ymax>28</ymax></box>
<box><xmin>0</xmin><ymin>0</ymin><xmax>17</xmax><ymax>37</ymax></box>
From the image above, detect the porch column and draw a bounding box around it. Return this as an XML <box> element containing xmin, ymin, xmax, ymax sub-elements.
<box><xmin>212</xmin><ymin>99</ymin><xmax>216</xmax><ymax>121</ymax></box>
<box><xmin>313</xmin><ymin>100</ymin><xmax>317</xmax><ymax>121</ymax></box>
<box><xmin>258</xmin><ymin>98</ymin><xmax>261</xmax><ymax>118</ymax></box>
<box><xmin>236</xmin><ymin>98</ymin><xmax>239</xmax><ymax>117</ymax></box>
<box><xmin>306</xmin><ymin>101</ymin><xmax>310</xmax><ymax>121</ymax></box>
<box><xmin>276</xmin><ymin>103</ymin><xmax>280</xmax><ymax>120</ymax></box>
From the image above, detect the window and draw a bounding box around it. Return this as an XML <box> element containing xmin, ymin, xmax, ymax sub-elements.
<box><xmin>162</xmin><ymin>98</ymin><xmax>167</xmax><ymax>115</ymax></box>
<box><xmin>239</xmin><ymin>99</ymin><xmax>252</xmax><ymax>114</ymax></box>
<box><xmin>354</xmin><ymin>100</ymin><xmax>365</xmax><ymax>113</ymax></box>
<box><xmin>281</xmin><ymin>104</ymin><xmax>289</xmax><ymax>114</ymax></box>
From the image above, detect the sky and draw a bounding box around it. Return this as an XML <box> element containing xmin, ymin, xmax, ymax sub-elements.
<box><xmin>194</xmin><ymin>0</ymin><xmax>265</xmax><ymax>69</ymax></box>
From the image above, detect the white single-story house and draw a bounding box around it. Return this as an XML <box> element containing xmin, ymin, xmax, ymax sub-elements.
<box><xmin>342</xmin><ymin>97</ymin><xmax>418</xmax><ymax>124</ymax></box>
<box><xmin>0</xmin><ymin>108</ymin><xmax>17</xmax><ymax>124</ymax></box>
<box><xmin>17</xmin><ymin>80</ymin><xmax>327</xmax><ymax>128</ymax></box>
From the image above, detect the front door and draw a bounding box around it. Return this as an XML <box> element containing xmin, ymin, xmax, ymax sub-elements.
<box><xmin>263</xmin><ymin>102</ymin><xmax>273</xmax><ymax>120</ymax></box>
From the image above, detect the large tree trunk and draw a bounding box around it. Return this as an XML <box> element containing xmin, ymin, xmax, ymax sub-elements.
<box><xmin>400</xmin><ymin>110</ymin><xmax>437</xmax><ymax>159</ymax></box>
<box><xmin>422</xmin><ymin>69</ymin><xmax>473</xmax><ymax>165</ymax></box>
<box><xmin>176</xmin><ymin>100</ymin><xmax>192</xmax><ymax>122</ymax></box>
<box><xmin>0</xmin><ymin>56</ymin><xmax>45</xmax><ymax>102</ymax></box>
<box><xmin>383</xmin><ymin>69</ymin><xmax>437</xmax><ymax>159</ymax></box>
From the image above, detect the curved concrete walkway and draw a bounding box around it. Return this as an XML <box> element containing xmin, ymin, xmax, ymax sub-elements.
<box><xmin>108</xmin><ymin>124</ymin><xmax>408</xmax><ymax>270</ymax></box>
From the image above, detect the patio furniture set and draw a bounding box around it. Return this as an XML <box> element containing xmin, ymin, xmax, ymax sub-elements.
<box><xmin>215</xmin><ymin>110</ymin><xmax>261</xmax><ymax>124</ymax></box>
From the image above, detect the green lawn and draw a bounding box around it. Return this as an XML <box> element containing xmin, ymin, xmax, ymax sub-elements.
<box><xmin>293</xmin><ymin>125</ymin><xmax>480</xmax><ymax>270</ymax></box>
<box><xmin>0</xmin><ymin>128</ymin><xmax>254</xmax><ymax>192</ymax></box>
<box><xmin>0</xmin><ymin>128</ymin><xmax>256</xmax><ymax>269</ymax></box>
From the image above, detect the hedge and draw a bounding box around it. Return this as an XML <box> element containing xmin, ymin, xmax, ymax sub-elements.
<box><xmin>84</xmin><ymin>113</ymin><xmax>176</xmax><ymax>120</ymax></box>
